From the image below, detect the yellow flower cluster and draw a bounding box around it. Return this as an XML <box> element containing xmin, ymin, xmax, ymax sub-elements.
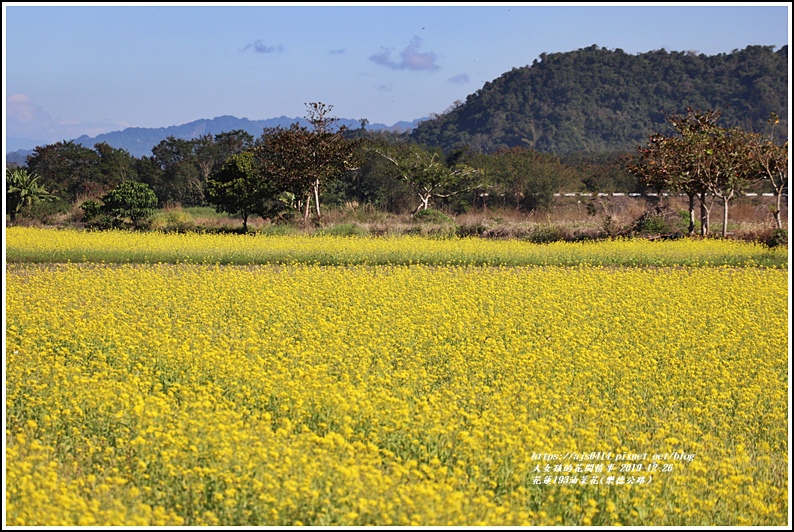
<box><xmin>6</xmin><ymin>259</ymin><xmax>788</xmax><ymax>525</ymax></box>
<box><xmin>5</xmin><ymin>226</ymin><xmax>787</xmax><ymax>267</ymax></box>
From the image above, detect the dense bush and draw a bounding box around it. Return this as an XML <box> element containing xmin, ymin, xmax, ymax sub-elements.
<box><xmin>149</xmin><ymin>210</ymin><xmax>197</xmax><ymax>233</ymax></box>
<box><xmin>524</xmin><ymin>224</ymin><xmax>567</xmax><ymax>244</ymax></box>
<box><xmin>633</xmin><ymin>211</ymin><xmax>673</xmax><ymax>235</ymax></box>
<box><xmin>631</xmin><ymin>208</ymin><xmax>687</xmax><ymax>236</ymax></box>
<box><xmin>765</xmin><ymin>228</ymin><xmax>788</xmax><ymax>248</ymax></box>
<box><xmin>411</xmin><ymin>209</ymin><xmax>454</xmax><ymax>225</ymax></box>
<box><xmin>320</xmin><ymin>223</ymin><xmax>370</xmax><ymax>237</ymax></box>
<box><xmin>101</xmin><ymin>181</ymin><xmax>158</xmax><ymax>228</ymax></box>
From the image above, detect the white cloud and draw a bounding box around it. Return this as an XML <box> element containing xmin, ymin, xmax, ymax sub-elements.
<box><xmin>7</xmin><ymin>93</ymin><xmax>60</xmax><ymax>139</ymax></box>
<box><xmin>369</xmin><ymin>37</ymin><xmax>439</xmax><ymax>71</ymax></box>
<box><xmin>6</xmin><ymin>93</ymin><xmax>130</xmax><ymax>149</ymax></box>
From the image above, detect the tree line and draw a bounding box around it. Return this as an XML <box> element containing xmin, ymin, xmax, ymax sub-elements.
<box><xmin>6</xmin><ymin>103</ymin><xmax>788</xmax><ymax>234</ymax></box>
<box><xmin>629</xmin><ymin>109</ymin><xmax>788</xmax><ymax>235</ymax></box>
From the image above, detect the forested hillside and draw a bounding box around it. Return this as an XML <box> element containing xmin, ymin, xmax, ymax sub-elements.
<box><xmin>411</xmin><ymin>45</ymin><xmax>788</xmax><ymax>154</ymax></box>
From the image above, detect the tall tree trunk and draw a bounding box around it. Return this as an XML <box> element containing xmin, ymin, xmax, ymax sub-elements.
<box><xmin>304</xmin><ymin>193</ymin><xmax>312</xmax><ymax>222</ymax></box>
<box><xmin>721</xmin><ymin>197</ymin><xmax>729</xmax><ymax>237</ymax></box>
<box><xmin>314</xmin><ymin>179</ymin><xmax>321</xmax><ymax>218</ymax></box>
<box><xmin>719</xmin><ymin>190</ymin><xmax>735</xmax><ymax>237</ymax></box>
<box><xmin>413</xmin><ymin>194</ymin><xmax>431</xmax><ymax>215</ymax></box>
<box><xmin>774</xmin><ymin>189</ymin><xmax>783</xmax><ymax>229</ymax></box>
<box><xmin>687</xmin><ymin>192</ymin><xmax>696</xmax><ymax>235</ymax></box>
<box><xmin>699</xmin><ymin>191</ymin><xmax>710</xmax><ymax>236</ymax></box>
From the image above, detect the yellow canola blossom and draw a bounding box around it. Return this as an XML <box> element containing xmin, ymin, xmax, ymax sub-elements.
<box><xmin>5</xmin><ymin>226</ymin><xmax>787</xmax><ymax>267</ymax></box>
<box><xmin>6</xmin><ymin>262</ymin><xmax>788</xmax><ymax>526</ymax></box>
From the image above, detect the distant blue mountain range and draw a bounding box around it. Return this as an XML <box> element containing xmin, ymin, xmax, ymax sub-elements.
<box><xmin>5</xmin><ymin>115</ymin><xmax>426</xmax><ymax>163</ymax></box>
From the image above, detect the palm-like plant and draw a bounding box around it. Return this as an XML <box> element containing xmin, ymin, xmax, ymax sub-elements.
<box><xmin>6</xmin><ymin>167</ymin><xmax>55</xmax><ymax>223</ymax></box>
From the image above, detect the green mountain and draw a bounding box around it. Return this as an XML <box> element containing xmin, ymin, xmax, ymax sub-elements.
<box><xmin>411</xmin><ymin>44</ymin><xmax>788</xmax><ymax>154</ymax></box>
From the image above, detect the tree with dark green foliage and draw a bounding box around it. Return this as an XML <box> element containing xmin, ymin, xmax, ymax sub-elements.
<box><xmin>213</xmin><ymin>130</ymin><xmax>255</xmax><ymax>171</ymax></box>
<box><xmin>25</xmin><ymin>140</ymin><xmax>103</xmax><ymax>202</ymax></box>
<box><xmin>137</xmin><ymin>132</ymin><xmax>255</xmax><ymax>208</ymax></box>
<box><xmin>93</xmin><ymin>142</ymin><xmax>138</xmax><ymax>188</ymax></box>
<box><xmin>193</xmin><ymin>130</ymin><xmax>256</xmax><ymax>187</ymax></box>
<box><xmin>562</xmin><ymin>151</ymin><xmax>640</xmax><ymax>193</ymax></box>
<box><xmin>630</xmin><ymin>108</ymin><xmax>763</xmax><ymax>237</ymax></box>
<box><xmin>341</xmin><ymin>139</ymin><xmax>416</xmax><ymax>212</ymax></box>
<box><xmin>193</xmin><ymin>134</ymin><xmax>221</xmax><ymax>186</ymax></box>
<box><xmin>374</xmin><ymin>143</ymin><xmax>482</xmax><ymax>214</ymax></box>
<box><xmin>24</xmin><ymin>141</ymin><xmax>138</xmax><ymax>213</ymax></box>
<box><xmin>6</xmin><ymin>167</ymin><xmax>56</xmax><ymax>223</ymax></box>
<box><xmin>148</xmin><ymin>136</ymin><xmax>204</xmax><ymax>207</ymax></box>
<box><xmin>254</xmin><ymin>103</ymin><xmax>360</xmax><ymax>222</ymax></box>
<box><xmin>100</xmin><ymin>181</ymin><xmax>158</xmax><ymax>228</ymax></box>
<box><xmin>485</xmin><ymin>147</ymin><xmax>581</xmax><ymax>211</ymax></box>
<box><xmin>79</xmin><ymin>199</ymin><xmax>104</xmax><ymax>224</ymax></box>
<box><xmin>206</xmin><ymin>151</ymin><xmax>288</xmax><ymax>230</ymax></box>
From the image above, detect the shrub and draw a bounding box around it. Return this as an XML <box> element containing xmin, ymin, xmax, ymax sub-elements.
<box><xmin>456</xmin><ymin>221</ymin><xmax>491</xmax><ymax>237</ymax></box>
<box><xmin>632</xmin><ymin>208</ymin><xmax>686</xmax><ymax>236</ymax></box>
<box><xmin>85</xmin><ymin>214</ymin><xmax>122</xmax><ymax>231</ymax></box>
<box><xmin>80</xmin><ymin>200</ymin><xmax>104</xmax><ymax>223</ymax></box>
<box><xmin>633</xmin><ymin>212</ymin><xmax>672</xmax><ymax>234</ymax></box>
<box><xmin>257</xmin><ymin>224</ymin><xmax>301</xmax><ymax>236</ymax></box>
<box><xmin>101</xmin><ymin>182</ymin><xmax>158</xmax><ymax>229</ymax></box>
<box><xmin>411</xmin><ymin>209</ymin><xmax>454</xmax><ymax>225</ymax></box>
<box><xmin>406</xmin><ymin>223</ymin><xmax>459</xmax><ymax>239</ymax></box>
<box><xmin>524</xmin><ymin>224</ymin><xmax>567</xmax><ymax>244</ymax></box>
<box><xmin>765</xmin><ymin>228</ymin><xmax>788</xmax><ymax>248</ymax></box>
<box><xmin>80</xmin><ymin>198</ymin><xmax>120</xmax><ymax>230</ymax></box>
<box><xmin>150</xmin><ymin>210</ymin><xmax>197</xmax><ymax>233</ymax></box>
<box><xmin>22</xmin><ymin>196</ymin><xmax>70</xmax><ymax>223</ymax></box>
<box><xmin>321</xmin><ymin>223</ymin><xmax>370</xmax><ymax>237</ymax></box>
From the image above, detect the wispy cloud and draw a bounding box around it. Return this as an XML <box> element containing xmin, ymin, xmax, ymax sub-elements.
<box><xmin>369</xmin><ymin>37</ymin><xmax>439</xmax><ymax>71</ymax></box>
<box><xmin>7</xmin><ymin>93</ymin><xmax>48</xmax><ymax>124</ymax></box>
<box><xmin>448</xmin><ymin>73</ymin><xmax>470</xmax><ymax>84</ymax></box>
<box><xmin>6</xmin><ymin>93</ymin><xmax>129</xmax><ymax>147</ymax></box>
<box><xmin>328</xmin><ymin>48</ymin><xmax>346</xmax><ymax>55</ymax></box>
<box><xmin>377</xmin><ymin>84</ymin><xmax>392</xmax><ymax>93</ymax></box>
<box><xmin>243</xmin><ymin>40</ymin><xmax>285</xmax><ymax>53</ymax></box>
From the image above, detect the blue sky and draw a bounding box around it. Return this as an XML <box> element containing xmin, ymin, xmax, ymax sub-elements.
<box><xmin>3</xmin><ymin>2</ymin><xmax>791</xmax><ymax>151</ymax></box>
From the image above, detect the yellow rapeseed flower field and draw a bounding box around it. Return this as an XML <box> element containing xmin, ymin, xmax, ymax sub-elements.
<box><xmin>4</xmin><ymin>230</ymin><xmax>789</xmax><ymax>525</ymax></box>
<box><xmin>5</xmin><ymin>226</ymin><xmax>788</xmax><ymax>267</ymax></box>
